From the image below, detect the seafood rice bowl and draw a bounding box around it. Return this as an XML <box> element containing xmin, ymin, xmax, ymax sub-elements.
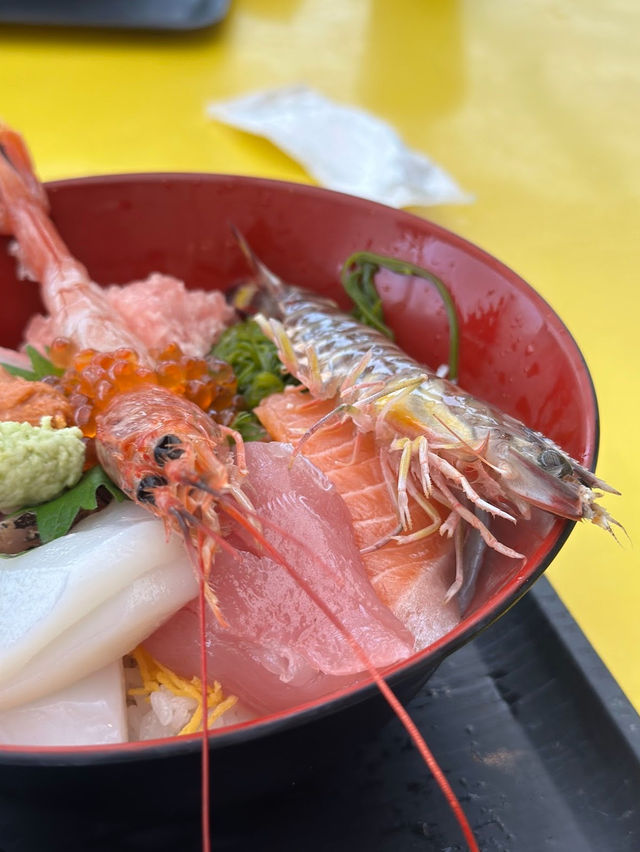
<box><xmin>0</xmin><ymin>161</ymin><xmax>615</xmax><ymax>849</ymax></box>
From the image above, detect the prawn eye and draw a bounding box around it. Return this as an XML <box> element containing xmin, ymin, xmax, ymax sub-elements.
<box><xmin>539</xmin><ymin>449</ymin><xmax>572</xmax><ymax>477</ymax></box>
<box><xmin>137</xmin><ymin>474</ymin><xmax>168</xmax><ymax>505</ymax></box>
<box><xmin>154</xmin><ymin>434</ymin><xmax>184</xmax><ymax>466</ymax></box>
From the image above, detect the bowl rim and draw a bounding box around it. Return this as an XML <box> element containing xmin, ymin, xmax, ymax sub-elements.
<box><xmin>0</xmin><ymin>172</ymin><xmax>601</xmax><ymax>765</ymax></box>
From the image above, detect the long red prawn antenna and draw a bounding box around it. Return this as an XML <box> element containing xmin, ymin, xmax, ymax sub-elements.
<box><xmin>218</xmin><ymin>496</ymin><xmax>481</xmax><ymax>852</ymax></box>
<box><xmin>198</xmin><ymin>568</ymin><xmax>212</xmax><ymax>852</ymax></box>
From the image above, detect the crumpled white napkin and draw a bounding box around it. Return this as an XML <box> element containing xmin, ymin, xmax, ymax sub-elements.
<box><xmin>206</xmin><ymin>85</ymin><xmax>471</xmax><ymax>208</ymax></box>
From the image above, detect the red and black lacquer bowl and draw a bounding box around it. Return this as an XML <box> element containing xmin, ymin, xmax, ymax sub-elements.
<box><xmin>0</xmin><ymin>175</ymin><xmax>599</xmax><ymax>848</ymax></box>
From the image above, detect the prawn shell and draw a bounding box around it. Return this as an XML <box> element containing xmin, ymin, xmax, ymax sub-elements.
<box><xmin>94</xmin><ymin>384</ymin><xmax>234</xmax><ymax>503</ymax></box>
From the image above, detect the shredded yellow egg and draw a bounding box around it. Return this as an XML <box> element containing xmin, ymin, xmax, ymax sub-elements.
<box><xmin>128</xmin><ymin>646</ymin><xmax>237</xmax><ymax>735</ymax></box>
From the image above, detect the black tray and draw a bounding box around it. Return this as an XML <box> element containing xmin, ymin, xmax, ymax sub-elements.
<box><xmin>213</xmin><ymin>576</ymin><xmax>639</xmax><ymax>852</ymax></box>
<box><xmin>1</xmin><ymin>577</ymin><xmax>638</xmax><ymax>851</ymax></box>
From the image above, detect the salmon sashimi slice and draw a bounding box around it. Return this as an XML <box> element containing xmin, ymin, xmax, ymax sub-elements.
<box><xmin>256</xmin><ymin>389</ymin><xmax>460</xmax><ymax>650</ymax></box>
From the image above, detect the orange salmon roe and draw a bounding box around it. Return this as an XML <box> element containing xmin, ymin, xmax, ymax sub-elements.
<box><xmin>50</xmin><ymin>339</ymin><xmax>237</xmax><ymax>438</ymax></box>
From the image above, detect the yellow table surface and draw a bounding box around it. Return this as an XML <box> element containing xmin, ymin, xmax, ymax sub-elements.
<box><xmin>2</xmin><ymin>1</ymin><xmax>638</xmax><ymax>709</ymax></box>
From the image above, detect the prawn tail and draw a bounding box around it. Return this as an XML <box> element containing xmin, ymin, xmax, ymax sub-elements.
<box><xmin>228</xmin><ymin>228</ymin><xmax>337</xmax><ymax>398</ymax></box>
<box><xmin>230</xmin><ymin>224</ymin><xmax>288</xmax><ymax>302</ymax></box>
<box><xmin>0</xmin><ymin>123</ymin><xmax>49</xmax><ymax>234</ymax></box>
<box><xmin>0</xmin><ymin>122</ymin><xmax>141</xmax><ymax>356</ymax></box>
<box><xmin>0</xmin><ymin>123</ymin><xmax>75</xmax><ymax>286</ymax></box>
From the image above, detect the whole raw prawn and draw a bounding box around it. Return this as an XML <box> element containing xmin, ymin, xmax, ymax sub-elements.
<box><xmin>0</xmin><ymin>126</ymin><xmax>252</xmax><ymax>622</ymax></box>
<box><xmin>235</xmin><ymin>234</ymin><xmax>619</xmax><ymax>596</ymax></box>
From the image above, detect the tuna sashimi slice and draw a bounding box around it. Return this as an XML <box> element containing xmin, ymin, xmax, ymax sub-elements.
<box><xmin>256</xmin><ymin>390</ymin><xmax>460</xmax><ymax>649</ymax></box>
<box><xmin>145</xmin><ymin>442</ymin><xmax>414</xmax><ymax>715</ymax></box>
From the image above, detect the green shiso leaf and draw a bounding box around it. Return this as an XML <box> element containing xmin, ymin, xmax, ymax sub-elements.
<box><xmin>18</xmin><ymin>466</ymin><xmax>127</xmax><ymax>544</ymax></box>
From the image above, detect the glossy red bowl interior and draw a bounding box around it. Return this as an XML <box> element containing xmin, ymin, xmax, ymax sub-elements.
<box><xmin>0</xmin><ymin>175</ymin><xmax>598</xmax><ymax>799</ymax></box>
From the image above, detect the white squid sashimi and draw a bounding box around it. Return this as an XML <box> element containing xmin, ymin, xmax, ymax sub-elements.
<box><xmin>0</xmin><ymin>661</ymin><xmax>127</xmax><ymax>746</ymax></box>
<box><xmin>0</xmin><ymin>502</ymin><xmax>197</xmax><ymax>710</ymax></box>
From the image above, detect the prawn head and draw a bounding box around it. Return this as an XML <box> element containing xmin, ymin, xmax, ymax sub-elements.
<box><xmin>95</xmin><ymin>385</ymin><xmax>250</xmax><ymax>611</ymax></box>
<box><xmin>392</xmin><ymin>383</ymin><xmax>620</xmax><ymax>534</ymax></box>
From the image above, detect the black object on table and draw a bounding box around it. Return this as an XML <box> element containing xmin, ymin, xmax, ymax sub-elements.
<box><xmin>0</xmin><ymin>0</ymin><xmax>230</xmax><ymax>30</ymax></box>
<box><xmin>0</xmin><ymin>577</ymin><xmax>638</xmax><ymax>851</ymax></box>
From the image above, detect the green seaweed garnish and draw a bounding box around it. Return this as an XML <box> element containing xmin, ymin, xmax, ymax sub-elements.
<box><xmin>16</xmin><ymin>465</ymin><xmax>126</xmax><ymax>544</ymax></box>
<box><xmin>228</xmin><ymin>411</ymin><xmax>269</xmax><ymax>443</ymax></box>
<box><xmin>213</xmin><ymin>319</ymin><xmax>298</xmax><ymax>408</ymax></box>
<box><xmin>212</xmin><ymin>319</ymin><xmax>300</xmax><ymax>441</ymax></box>
<box><xmin>341</xmin><ymin>251</ymin><xmax>460</xmax><ymax>381</ymax></box>
<box><xmin>341</xmin><ymin>256</ymin><xmax>395</xmax><ymax>339</ymax></box>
